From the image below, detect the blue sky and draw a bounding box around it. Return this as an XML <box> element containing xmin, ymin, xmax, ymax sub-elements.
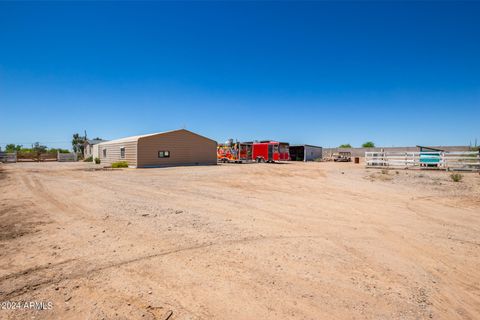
<box><xmin>0</xmin><ymin>1</ymin><xmax>479</xmax><ymax>150</ymax></box>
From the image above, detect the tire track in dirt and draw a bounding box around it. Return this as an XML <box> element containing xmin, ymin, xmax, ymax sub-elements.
<box><xmin>5</xmin><ymin>163</ymin><xmax>480</xmax><ymax>319</ymax></box>
<box><xmin>35</xmin><ymin>168</ymin><xmax>394</xmax><ymax>254</ymax></box>
<box><xmin>70</xmin><ymin>171</ymin><xmax>313</xmax><ymax>229</ymax></box>
<box><xmin>15</xmin><ymin>168</ymin><xmax>432</xmax><ymax>302</ymax></box>
<box><xmin>371</xmin><ymin>203</ymin><xmax>480</xmax><ymax>318</ymax></box>
<box><xmin>1</xmin><ymin>234</ymin><xmax>329</xmax><ymax>300</ymax></box>
<box><xmin>18</xmin><ymin>171</ymin><xmax>131</xmax><ymax>227</ymax></box>
<box><xmin>21</xmin><ymin>170</ymin><xmax>254</xmax><ymax>252</ymax></box>
<box><xmin>48</xmin><ymin>166</ymin><xmax>393</xmax><ymax>234</ymax></box>
<box><xmin>405</xmin><ymin>196</ymin><xmax>480</xmax><ymax>232</ymax></box>
<box><xmin>78</xmin><ymin>171</ymin><xmax>370</xmax><ymax>233</ymax></box>
<box><xmin>0</xmin><ymin>259</ymin><xmax>76</xmax><ymax>284</ymax></box>
<box><xmin>325</xmin><ymin>197</ymin><xmax>480</xmax><ymax>319</ymax></box>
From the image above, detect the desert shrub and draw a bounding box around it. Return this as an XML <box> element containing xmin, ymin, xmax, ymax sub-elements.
<box><xmin>49</xmin><ymin>148</ymin><xmax>71</xmax><ymax>154</ymax></box>
<box><xmin>381</xmin><ymin>169</ymin><xmax>389</xmax><ymax>175</ymax></box>
<box><xmin>450</xmin><ymin>173</ymin><xmax>463</xmax><ymax>182</ymax></box>
<box><xmin>94</xmin><ymin>157</ymin><xmax>100</xmax><ymax>164</ymax></box>
<box><xmin>111</xmin><ymin>161</ymin><xmax>128</xmax><ymax>168</ymax></box>
<box><xmin>84</xmin><ymin>156</ymin><xmax>93</xmax><ymax>162</ymax></box>
<box><xmin>367</xmin><ymin>172</ymin><xmax>392</xmax><ymax>182</ymax></box>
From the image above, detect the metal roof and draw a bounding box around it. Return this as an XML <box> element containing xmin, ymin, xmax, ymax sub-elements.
<box><xmin>97</xmin><ymin>129</ymin><xmax>215</xmax><ymax>146</ymax></box>
<box><xmin>85</xmin><ymin>139</ymin><xmax>107</xmax><ymax>145</ymax></box>
<box><xmin>290</xmin><ymin>144</ymin><xmax>322</xmax><ymax>148</ymax></box>
<box><xmin>416</xmin><ymin>145</ymin><xmax>444</xmax><ymax>152</ymax></box>
<box><xmin>258</xmin><ymin>140</ymin><xmax>290</xmax><ymax>144</ymax></box>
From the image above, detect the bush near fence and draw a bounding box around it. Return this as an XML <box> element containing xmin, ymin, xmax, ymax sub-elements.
<box><xmin>17</xmin><ymin>152</ymin><xmax>57</xmax><ymax>162</ymax></box>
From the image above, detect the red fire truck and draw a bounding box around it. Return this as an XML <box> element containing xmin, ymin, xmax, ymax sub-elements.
<box><xmin>217</xmin><ymin>139</ymin><xmax>290</xmax><ymax>163</ymax></box>
<box><xmin>251</xmin><ymin>141</ymin><xmax>290</xmax><ymax>162</ymax></box>
<box><xmin>217</xmin><ymin>140</ymin><xmax>253</xmax><ymax>163</ymax></box>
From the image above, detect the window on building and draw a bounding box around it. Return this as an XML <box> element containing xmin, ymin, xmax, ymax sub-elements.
<box><xmin>120</xmin><ymin>147</ymin><xmax>125</xmax><ymax>159</ymax></box>
<box><xmin>103</xmin><ymin>148</ymin><xmax>107</xmax><ymax>158</ymax></box>
<box><xmin>158</xmin><ymin>151</ymin><xmax>170</xmax><ymax>158</ymax></box>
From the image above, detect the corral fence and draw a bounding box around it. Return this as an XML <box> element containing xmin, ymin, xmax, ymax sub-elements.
<box><xmin>0</xmin><ymin>151</ymin><xmax>77</xmax><ymax>163</ymax></box>
<box><xmin>17</xmin><ymin>152</ymin><xmax>57</xmax><ymax>162</ymax></box>
<box><xmin>57</xmin><ymin>152</ymin><xmax>77</xmax><ymax>162</ymax></box>
<box><xmin>0</xmin><ymin>152</ymin><xmax>17</xmax><ymax>163</ymax></box>
<box><xmin>365</xmin><ymin>151</ymin><xmax>480</xmax><ymax>171</ymax></box>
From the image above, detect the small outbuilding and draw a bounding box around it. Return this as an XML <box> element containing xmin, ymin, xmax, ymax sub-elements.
<box><xmin>84</xmin><ymin>139</ymin><xmax>108</xmax><ymax>159</ymax></box>
<box><xmin>417</xmin><ymin>145</ymin><xmax>443</xmax><ymax>167</ymax></box>
<box><xmin>289</xmin><ymin>145</ymin><xmax>323</xmax><ymax>161</ymax></box>
<box><xmin>96</xmin><ymin>129</ymin><xmax>217</xmax><ymax>168</ymax></box>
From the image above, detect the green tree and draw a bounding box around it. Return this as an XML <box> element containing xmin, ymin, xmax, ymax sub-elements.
<box><xmin>32</xmin><ymin>142</ymin><xmax>47</xmax><ymax>153</ymax></box>
<box><xmin>362</xmin><ymin>141</ymin><xmax>375</xmax><ymax>148</ymax></box>
<box><xmin>338</xmin><ymin>144</ymin><xmax>352</xmax><ymax>148</ymax></box>
<box><xmin>72</xmin><ymin>133</ymin><xmax>86</xmax><ymax>154</ymax></box>
<box><xmin>49</xmin><ymin>148</ymin><xmax>71</xmax><ymax>154</ymax></box>
<box><xmin>5</xmin><ymin>144</ymin><xmax>22</xmax><ymax>152</ymax></box>
<box><xmin>28</xmin><ymin>142</ymin><xmax>47</xmax><ymax>161</ymax></box>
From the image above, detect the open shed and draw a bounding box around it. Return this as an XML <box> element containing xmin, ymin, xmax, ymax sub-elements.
<box><xmin>96</xmin><ymin>129</ymin><xmax>217</xmax><ymax>168</ymax></box>
<box><xmin>289</xmin><ymin>145</ymin><xmax>322</xmax><ymax>161</ymax></box>
<box><xmin>417</xmin><ymin>145</ymin><xmax>444</xmax><ymax>167</ymax></box>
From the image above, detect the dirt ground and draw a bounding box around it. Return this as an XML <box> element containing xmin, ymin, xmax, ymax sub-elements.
<box><xmin>0</xmin><ymin>161</ymin><xmax>479</xmax><ymax>320</ymax></box>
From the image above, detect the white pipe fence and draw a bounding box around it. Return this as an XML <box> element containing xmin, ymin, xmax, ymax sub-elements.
<box><xmin>365</xmin><ymin>151</ymin><xmax>480</xmax><ymax>171</ymax></box>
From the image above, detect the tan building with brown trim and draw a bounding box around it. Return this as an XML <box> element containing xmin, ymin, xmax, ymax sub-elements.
<box><xmin>96</xmin><ymin>129</ymin><xmax>217</xmax><ymax>168</ymax></box>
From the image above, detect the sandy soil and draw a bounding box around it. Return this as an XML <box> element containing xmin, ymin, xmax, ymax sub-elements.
<box><xmin>0</xmin><ymin>161</ymin><xmax>479</xmax><ymax>319</ymax></box>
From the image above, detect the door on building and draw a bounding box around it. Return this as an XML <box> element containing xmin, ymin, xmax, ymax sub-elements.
<box><xmin>267</xmin><ymin>144</ymin><xmax>273</xmax><ymax>162</ymax></box>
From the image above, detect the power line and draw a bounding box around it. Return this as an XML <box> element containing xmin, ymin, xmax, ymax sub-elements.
<box><xmin>0</xmin><ymin>141</ymin><xmax>71</xmax><ymax>144</ymax></box>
